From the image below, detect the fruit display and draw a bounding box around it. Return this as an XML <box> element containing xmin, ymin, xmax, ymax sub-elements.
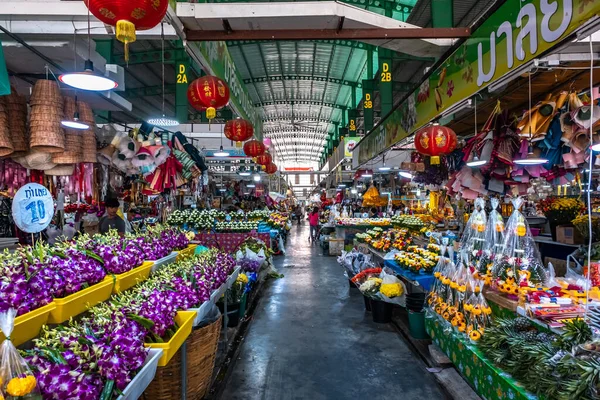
<box><xmin>215</xmin><ymin>221</ymin><xmax>260</xmax><ymax>233</ymax></box>
<box><xmin>334</xmin><ymin>217</ymin><xmax>391</xmax><ymax>227</ymax></box>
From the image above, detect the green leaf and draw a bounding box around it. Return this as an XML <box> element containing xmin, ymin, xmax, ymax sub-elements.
<box><xmin>127</xmin><ymin>313</ymin><xmax>155</xmax><ymax>330</ymax></box>
<box><xmin>99</xmin><ymin>380</ymin><xmax>115</xmax><ymax>400</ymax></box>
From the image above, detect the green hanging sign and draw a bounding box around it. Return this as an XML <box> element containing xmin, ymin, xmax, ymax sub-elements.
<box><xmin>356</xmin><ymin>0</ymin><xmax>600</xmax><ymax>164</ymax></box>
<box><xmin>0</xmin><ymin>43</ymin><xmax>10</xmax><ymax>96</ymax></box>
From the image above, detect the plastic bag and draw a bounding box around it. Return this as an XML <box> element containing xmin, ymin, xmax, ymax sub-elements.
<box><xmin>476</xmin><ymin>198</ymin><xmax>505</xmax><ymax>281</ymax></box>
<box><xmin>492</xmin><ymin>197</ymin><xmax>547</xmax><ymax>292</ymax></box>
<box><xmin>459</xmin><ymin>197</ymin><xmax>487</xmax><ymax>272</ymax></box>
<box><xmin>0</xmin><ymin>309</ymin><xmax>41</xmax><ymax>399</ymax></box>
<box><xmin>376</xmin><ymin>269</ymin><xmax>407</xmax><ymax>306</ymax></box>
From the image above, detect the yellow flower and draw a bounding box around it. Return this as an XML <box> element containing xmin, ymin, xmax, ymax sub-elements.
<box><xmin>380</xmin><ymin>283</ymin><xmax>403</xmax><ymax>298</ymax></box>
<box><xmin>6</xmin><ymin>376</ymin><xmax>36</xmax><ymax>397</ymax></box>
<box><xmin>237</xmin><ymin>273</ymin><xmax>249</xmax><ymax>284</ymax></box>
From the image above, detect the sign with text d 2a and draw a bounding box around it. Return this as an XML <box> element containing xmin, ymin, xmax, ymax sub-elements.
<box><xmin>356</xmin><ymin>0</ymin><xmax>600</xmax><ymax>164</ymax></box>
<box><xmin>12</xmin><ymin>183</ymin><xmax>54</xmax><ymax>233</ymax></box>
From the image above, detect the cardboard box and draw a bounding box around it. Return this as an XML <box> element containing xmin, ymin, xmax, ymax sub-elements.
<box><xmin>556</xmin><ymin>225</ymin><xmax>584</xmax><ymax>245</ymax></box>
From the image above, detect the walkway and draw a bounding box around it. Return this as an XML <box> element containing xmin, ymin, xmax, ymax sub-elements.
<box><xmin>219</xmin><ymin>224</ymin><xmax>447</xmax><ymax>400</ymax></box>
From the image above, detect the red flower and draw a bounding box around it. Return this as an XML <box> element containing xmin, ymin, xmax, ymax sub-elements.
<box><xmin>446</xmin><ymin>80</ymin><xmax>455</xmax><ymax>97</ymax></box>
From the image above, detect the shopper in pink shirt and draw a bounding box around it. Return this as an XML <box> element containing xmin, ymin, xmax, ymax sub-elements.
<box><xmin>308</xmin><ymin>207</ymin><xmax>319</xmax><ymax>243</ymax></box>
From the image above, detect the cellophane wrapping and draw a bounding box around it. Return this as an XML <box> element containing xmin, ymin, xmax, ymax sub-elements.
<box><xmin>0</xmin><ymin>309</ymin><xmax>41</xmax><ymax>399</ymax></box>
<box><xmin>459</xmin><ymin>198</ymin><xmax>487</xmax><ymax>272</ymax></box>
<box><xmin>491</xmin><ymin>197</ymin><xmax>547</xmax><ymax>294</ymax></box>
<box><xmin>475</xmin><ymin>198</ymin><xmax>505</xmax><ymax>282</ymax></box>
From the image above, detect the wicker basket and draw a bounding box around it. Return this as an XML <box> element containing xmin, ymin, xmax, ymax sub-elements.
<box><xmin>143</xmin><ymin>315</ymin><xmax>222</xmax><ymax>400</ymax></box>
<box><xmin>81</xmin><ymin>130</ymin><xmax>97</xmax><ymax>163</ymax></box>
<box><xmin>5</xmin><ymin>91</ymin><xmax>29</xmax><ymax>154</ymax></box>
<box><xmin>52</xmin><ymin>130</ymin><xmax>83</xmax><ymax>164</ymax></box>
<box><xmin>45</xmin><ymin>164</ymin><xmax>75</xmax><ymax>176</ymax></box>
<box><xmin>0</xmin><ymin>105</ymin><xmax>13</xmax><ymax>157</ymax></box>
<box><xmin>29</xmin><ymin>81</ymin><xmax>65</xmax><ymax>153</ymax></box>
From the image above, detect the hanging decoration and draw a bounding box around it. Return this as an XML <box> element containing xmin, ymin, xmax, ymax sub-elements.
<box><xmin>84</xmin><ymin>0</ymin><xmax>169</xmax><ymax>61</ymax></box>
<box><xmin>414</xmin><ymin>124</ymin><xmax>457</xmax><ymax>165</ymax></box>
<box><xmin>265</xmin><ymin>163</ymin><xmax>277</xmax><ymax>175</ymax></box>
<box><xmin>187</xmin><ymin>76</ymin><xmax>230</xmax><ymax>123</ymax></box>
<box><xmin>255</xmin><ymin>153</ymin><xmax>272</xmax><ymax>166</ymax></box>
<box><xmin>243</xmin><ymin>140</ymin><xmax>265</xmax><ymax>157</ymax></box>
<box><xmin>224</xmin><ymin>119</ymin><xmax>254</xmax><ymax>142</ymax></box>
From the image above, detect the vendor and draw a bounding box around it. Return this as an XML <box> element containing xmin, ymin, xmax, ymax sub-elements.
<box><xmin>99</xmin><ymin>198</ymin><xmax>126</xmax><ymax>236</ymax></box>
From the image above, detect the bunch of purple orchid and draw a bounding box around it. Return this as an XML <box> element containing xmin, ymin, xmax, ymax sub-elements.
<box><xmin>93</xmin><ymin>231</ymin><xmax>142</xmax><ymax>274</ymax></box>
<box><xmin>25</xmin><ymin>312</ymin><xmax>148</xmax><ymax>399</ymax></box>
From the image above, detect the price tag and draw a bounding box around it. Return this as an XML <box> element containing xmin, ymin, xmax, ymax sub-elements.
<box><xmin>12</xmin><ymin>183</ymin><xmax>54</xmax><ymax>233</ymax></box>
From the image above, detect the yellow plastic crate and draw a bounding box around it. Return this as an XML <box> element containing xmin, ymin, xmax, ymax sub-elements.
<box><xmin>145</xmin><ymin>310</ymin><xmax>197</xmax><ymax>366</ymax></box>
<box><xmin>112</xmin><ymin>261</ymin><xmax>154</xmax><ymax>294</ymax></box>
<box><xmin>48</xmin><ymin>279</ymin><xmax>114</xmax><ymax>324</ymax></box>
<box><xmin>0</xmin><ymin>302</ymin><xmax>56</xmax><ymax>346</ymax></box>
<box><xmin>176</xmin><ymin>244</ymin><xmax>198</xmax><ymax>261</ymax></box>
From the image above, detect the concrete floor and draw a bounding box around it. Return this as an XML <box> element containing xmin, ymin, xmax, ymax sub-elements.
<box><xmin>219</xmin><ymin>224</ymin><xmax>447</xmax><ymax>400</ymax></box>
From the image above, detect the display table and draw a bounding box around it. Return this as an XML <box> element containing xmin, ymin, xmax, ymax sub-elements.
<box><xmin>194</xmin><ymin>232</ymin><xmax>271</xmax><ymax>253</ymax></box>
<box><xmin>426</xmin><ymin>314</ymin><xmax>537</xmax><ymax>400</ymax></box>
<box><xmin>335</xmin><ymin>224</ymin><xmax>390</xmax><ymax>245</ymax></box>
<box><xmin>383</xmin><ymin>259</ymin><xmax>434</xmax><ymax>291</ymax></box>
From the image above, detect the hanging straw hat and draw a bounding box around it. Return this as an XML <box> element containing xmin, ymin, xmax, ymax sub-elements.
<box><xmin>45</xmin><ymin>164</ymin><xmax>75</xmax><ymax>176</ymax></box>
<box><xmin>29</xmin><ymin>81</ymin><xmax>65</xmax><ymax>153</ymax></box>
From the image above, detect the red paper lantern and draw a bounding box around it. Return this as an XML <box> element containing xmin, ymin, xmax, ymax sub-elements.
<box><xmin>414</xmin><ymin>124</ymin><xmax>457</xmax><ymax>165</ymax></box>
<box><xmin>265</xmin><ymin>163</ymin><xmax>277</xmax><ymax>174</ymax></box>
<box><xmin>187</xmin><ymin>76</ymin><xmax>230</xmax><ymax>122</ymax></box>
<box><xmin>224</xmin><ymin>119</ymin><xmax>254</xmax><ymax>142</ymax></box>
<box><xmin>256</xmin><ymin>153</ymin><xmax>272</xmax><ymax>166</ymax></box>
<box><xmin>85</xmin><ymin>0</ymin><xmax>168</xmax><ymax>60</ymax></box>
<box><xmin>244</xmin><ymin>140</ymin><xmax>265</xmax><ymax>157</ymax></box>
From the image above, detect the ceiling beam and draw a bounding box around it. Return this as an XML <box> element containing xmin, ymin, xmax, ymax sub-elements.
<box><xmin>185</xmin><ymin>27</ymin><xmax>470</xmax><ymax>42</ymax></box>
<box><xmin>243</xmin><ymin>75</ymin><xmax>363</xmax><ymax>88</ymax></box>
<box><xmin>255</xmin><ymin>101</ymin><xmax>349</xmax><ymax>110</ymax></box>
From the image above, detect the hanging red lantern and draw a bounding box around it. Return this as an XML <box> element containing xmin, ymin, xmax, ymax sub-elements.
<box><xmin>255</xmin><ymin>153</ymin><xmax>272</xmax><ymax>166</ymax></box>
<box><xmin>224</xmin><ymin>119</ymin><xmax>254</xmax><ymax>142</ymax></box>
<box><xmin>265</xmin><ymin>163</ymin><xmax>277</xmax><ymax>174</ymax></box>
<box><xmin>414</xmin><ymin>124</ymin><xmax>457</xmax><ymax>165</ymax></box>
<box><xmin>187</xmin><ymin>76</ymin><xmax>230</xmax><ymax>123</ymax></box>
<box><xmin>243</xmin><ymin>140</ymin><xmax>265</xmax><ymax>157</ymax></box>
<box><xmin>84</xmin><ymin>0</ymin><xmax>169</xmax><ymax>61</ymax></box>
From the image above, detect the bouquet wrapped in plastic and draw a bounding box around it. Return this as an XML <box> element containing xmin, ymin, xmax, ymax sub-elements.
<box><xmin>375</xmin><ymin>269</ymin><xmax>406</xmax><ymax>306</ymax></box>
<box><xmin>492</xmin><ymin>197</ymin><xmax>547</xmax><ymax>295</ymax></box>
<box><xmin>351</xmin><ymin>267</ymin><xmax>382</xmax><ymax>294</ymax></box>
<box><xmin>460</xmin><ymin>197</ymin><xmax>487</xmax><ymax>272</ymax></box>
<box><xmin>463</xmin><ymin>281</ymin><xmax>492</xmax><ymax>341</ymax></box>
<box><xmin>0</xmin><ymin>309</ymin><xmax>41</xmax><ymax>399</ymax></box>
<box><xmin>475</xmin><ymin>198</ymin><xmax>505</xmax><ymax>282</ymax></box>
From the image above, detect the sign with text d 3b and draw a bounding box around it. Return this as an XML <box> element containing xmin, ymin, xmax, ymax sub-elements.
<box><xmin>12</xmin><ymin>183</ymin><xmax>54</xmax><ymax>233</ymax></box>
<box><xmin>356</xmin><ymin>0</ymin><xmax>600</xmax><ymax>164</ymax></box>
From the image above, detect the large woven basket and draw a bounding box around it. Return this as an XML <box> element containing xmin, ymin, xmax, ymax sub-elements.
<box><xmin>81</xmin><ymin>130</ymin><xmax>97</xmax><ymax>163</ymax></box>
<box><xmin>52</xmin><ymin>97</ymin><xmax>83</xmax><ymax>164</ymax></box>
<box><xmin>4</xmin><ymin>91</ymin><xmax>28</xmax><ymax>154</ymax></box>
<box><xmin>143</xmin><ymin>315</ymin><xmax>222</xmax><ymax>400</ymax></box>
<box><xmin>0</xmin><ymin>99</ymin><xmax>13</xmax><ymax>157</ymax></box>
<box><xmin>29</xmin><ymin>81</ymin><xmax>64</xmax><ymax>153</ymax></box>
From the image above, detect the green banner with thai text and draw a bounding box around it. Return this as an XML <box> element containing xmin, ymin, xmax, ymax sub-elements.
<box><xmin>0</xmin><ymin>43</ymin><xmax>10</xmax><ymax>96</ymax></box>
<box><xmin>356</xmin><ymin>0</ymin><xmax>600</xmax><ymax>164</ymax></box>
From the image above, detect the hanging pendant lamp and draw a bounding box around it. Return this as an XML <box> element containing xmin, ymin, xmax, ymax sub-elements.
<box><xmin>147</xmin><ymin>24</ymin><xmax>179</xmax><ymax>127</ymax></box>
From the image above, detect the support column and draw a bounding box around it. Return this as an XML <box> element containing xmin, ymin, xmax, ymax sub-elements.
<box><xmin>175</xmin><ymin>60</ymin><xmax>190</xmax><ymax>123</ymax></box>
<box><xmin>431</xmin><ymin>0</ymin><xmax>454</xmax><ymax>28</ymax></box>
<box><xmin>378</xmin><ymin>49</ymin><xmax>393</xmax><ymax>117</ymax></box>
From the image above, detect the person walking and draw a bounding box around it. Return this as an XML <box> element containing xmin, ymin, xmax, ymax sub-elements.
<box><xmin>308</xmin><ymin>207</ymin><xmax>319</xmax><ymax>243</ymax></box>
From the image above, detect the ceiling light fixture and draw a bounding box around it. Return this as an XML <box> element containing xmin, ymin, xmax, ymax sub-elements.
<box><xmin>59</xmin><ymin>11</ymin><xmax>117</xmax><ymax>91</ymax></box>
<box><xmin>61</xmin><ymin>96</ymin><xmax>89</xmax><ymax>130</ymax></box>
<box><xmin>351</xmin><ymin>188</ymin><xmax>358</xmax><ymax>194</ymax></box>
<box><xmin>398</xmin><ymin>171</ymin><xmax>413</xmax><ymax>179</ymax></box>
<box><xmin>247</xmin><ymin>184</ymin><xmax>256</xmax><ymax>188</ymax></box>
<box><xmin>147</xmin><ymin>24</ymin><xmax>178</xmax><ymax>127</ymax></box>
<box><xmin>514</xmin><ymin>70</ymin><xmax>547</xmax><ymax>166</ymax></box>
<box><xmin>362</xmin><ymin>170</ymin><xmax>373</xmax><ymax>178</ymax></box>
<box><xmin>253</xmin><ymin>174</ymin><xmax>261</xmax><ymax>182</ymax></box>
<box><xmin>59</xmin><ymin>60</ymin><xmax>118</xmax><ymax>91</ymax></box>
<box><xmin>214</xmin><ymin>145</ymin><xmax>230</xmax><ymax>157</ymax></box>
<box><xmin>466</xmin><ymin>98</ymin><xmax>488</xmax><ymax>167</ymax></box>
<box><xmin>378</xmin><ymin>154</ymin><xmax>391</xmax><ymax>171</ymax></box>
